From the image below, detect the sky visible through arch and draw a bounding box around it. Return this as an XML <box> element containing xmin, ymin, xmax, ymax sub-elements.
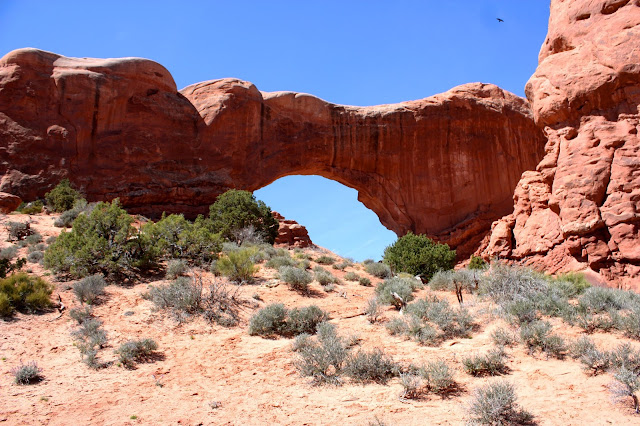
<box><xmin>0</xmin><ymin>1</ymin><xmax>551</xmax><ymax>261</ymax></box>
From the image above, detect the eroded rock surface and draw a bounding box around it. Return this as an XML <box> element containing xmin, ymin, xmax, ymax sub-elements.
<box><xmin>0</xmin><ymin>48</ymin><xmax>545</xmax><ymax>257</ymax></box>
<box><xmin>273</xmin><ymin>212</ymin><xmax>313</xmax><ymax>248</ymax></box>
<box><xmin>482</xmin><ymin>0</ymin><xmax>640</xmax><ymax>288</ymax></box>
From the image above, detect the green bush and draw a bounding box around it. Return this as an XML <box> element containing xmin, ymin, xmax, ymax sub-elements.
<box><xmin>54</xmin><ymin>199</ymin><xmax>94</xmax><ymax>228</ymax></box>
<box><xmin>401</xmin><ymin>296</ymin><xmax>474</xmax><ymax>344</ymax></box>
<box><xmin>462</xmin><ymin>347</ymin><xmax>508</xmax><ymax>377</ymax></box>
<box><xmin>72</xmin><ymin>318</ymin><xmax>107</xmax><ymax>368</ymax></box>
<box><xmin>609</xmin><ymin>343</ymin><xmax>640</xmax><ymax>374</ymax></box>
<box><xmin>344</xmin><ymin>271</ymin><xmax>360</xmax><ymax>281</ymax></box>
<box><xmin>375</xmin><ymin>277</ymin><xmax>417</xmax><ymax>309</ymax></box>
<box><xmin>73</xmin><ymin>274</ymin><xmax>106</xmax><ymax>305</ymax></box>
<box><xmin>358</xmin><ymin>276</ymin><xmax>372</xmax><ymax>286</ymax></box>
<box><xmin>209</xmin><ymin>190</ymin><xmax>278</xmax><ymax>244</ymax></box>
<box><xmin>569</xmin><ymin>336</ymin><xmax>610</xmax><ymax>375</ymax></box>
<box><xmin>429</xmin><ymin>269</ymin><xmax>478</xmax><ymax>303</ymax></box>
<box><xmin>315</xmin><ymin>255</ymin><xmax>335</xmax><ymax>265</ymax></box>
<box><xmin>44</xmin><ymin>199</ymin><xmax>160</xmax><ymax>278</ymax></box>
<box><xmin>0</xmin><ymin>258</ymin><xmax>26</xmax><ymax>279</ymax></box>
<box><xmin>18</xmin><ymin>200</ymin><xmax>44</xmax><ymax>215</ymax></box>
<box><xmin>12</xmin><ymin>361</ymin><xmax>43</xmax><ymax>385</ymax></box>
<box><xmin>26</xmin><ymin>250</ymin><xmax>44</xmax><ymax>264</ymax></box>
<box><xmin>69</xmin><ymin>305</ymin><xmax>94</xmax><ymax>324</ymax></box>
<box><xmin>280</xmin><ymin>266</ymin><xmax>313</xmax><ymax>292</ymax></box>
<box><xmin>294</xmin><ymin>322</ymin><xmax>349</xmax><ymax>385</ymax></box>
<box><xmin>490</xmin><ymin>327</ymin><xmax>517</xmax><ymax>347</ymax></box>
<box><xmin>213</xmin><ymin>247</ymin><xmax>257</xmax><ymax>283</ymax></box>
<box><xmin>0</xmin><ymin>272</ymin><xmax>52</xmax><ymax>317</ymax></box>
<box><xmin>115</xmin><ymin>338</ymin><xmax>158</xmax><ymax>368</ymax></box>
<box><xmin>422</xmin><ymin>359</ymin><xmax>455</xmax><ymax>394</ymax></box>
<box><xmin>315</xmin><ymin>269</ymin><xmax>339</xmax><ymax>286</ymax></box>
<box><xmin>45</xmin><ymin>179</ymin><xmax>83</xmax><ymax>212</ymax></box>
<box><xmin>549</xmin><ymin>272</ymin><xmax>590</xmax><ymax>297</ymax></box>
<box><xmin>147</xmin><ymin>277</ymin><xmax>202</xmax><ymax>314</ymax></box>
<box><xmin>467</xmin><ymin>381</ymin><xmax>534</xmax><ymax>425</ymax></box>
<box><xmin>249</xmin><ymin>303</ymin><xmax>329</xmax><ymax>337</ymax></box>
<box><xmin>343</xmin><ymin>349</ymin><xmax>398</xmax><ymax>384</ymax></box>
<box><xmin>469</xmin><ymin>255</ymin><xmax>488</xmax><ymax>270</ymax></box>
<box><xmin>519</xmin><ymin>321</ymin><xmax>566</xmax><ymax>359</ymax></box>
<box><xmin>165</xmin><ymin>259</ymin><xmax>188</xmax><ymax>279</ymax></box>
<box><xmin>365</xmin><ymin>298</ymin><xmax>381</xmax><ymax>323</ymax></box>
<box><xmin>265</xmin><ymin>255</ymin><xmax>296</xmax><ymax>270</ymax></box>
<box><xmin>0</xmin><ymin>246</ymin><xmax>17</xmax><ymax>260</ymax></box>
<box><xmin>365</xmin><ymin>262</ymin><xmax>392</xmax><ymax>279</ymax></box>
<box><xmin>386</xmin><ymin>317</ymin><xmax>408</xmax><ymax>335</ymax></box>
<box><xmin>383</xmin><ymin>232</ymin><xmax>455</xmax><ymax>280</ymax></box>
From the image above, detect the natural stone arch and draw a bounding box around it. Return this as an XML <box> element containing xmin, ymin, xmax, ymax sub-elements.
<box><xmin>0</xmin><ymin>49</ymin><xmax>546</xmax><ymax>257</ymax></box>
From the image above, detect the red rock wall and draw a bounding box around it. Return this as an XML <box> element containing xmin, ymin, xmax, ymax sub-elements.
<box><xmin>272</xmin><ymin>212</ymin><xmax>313</xmax><ymax>248</ymax></box>
<box><xmin>0</xmin><ymin>49</ymin><xmax>545</xmax><ymax>258</ymax></box>
<box><xmin>481</xmin><ymin>0</ymin><xmax>640</xmax><ymax>288</ymax></box>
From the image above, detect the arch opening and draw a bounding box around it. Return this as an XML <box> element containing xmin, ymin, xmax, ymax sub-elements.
<box><xmin>254</xmin><ymin>175</ymin><xmax>397</xmax><ymax>261</ymax></box>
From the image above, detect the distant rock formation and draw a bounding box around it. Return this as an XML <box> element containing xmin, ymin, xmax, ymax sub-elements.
<box><xmin>481</xmin><ymin>0</ymin><xmax>640</xmax><ymax>288</ymax></box>
<box><xmin>0</xmin><ymin>49</ymin><xmax>545</xmax><ymax>258</ymax></box>
<box><xmin>272</xmin><ymin>212</ymin><xmax>313</xmax><ymax>248</ymax></box>
<box><xmin>0</xmin><ymin>192</ymin><xmax>21</xmax><ymax>213</ymax></box>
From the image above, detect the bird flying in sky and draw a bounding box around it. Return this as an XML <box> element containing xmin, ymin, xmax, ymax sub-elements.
<box><xmin>497</xmin><ymin>18</ymin><xmax>504</xmax><ymax>22</ymax></box>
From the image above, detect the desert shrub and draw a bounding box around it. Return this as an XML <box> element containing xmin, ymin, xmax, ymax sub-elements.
<box><xmin>115</xmin><ymin>338</ymin><xmax>158</xmax><ymax>368</ymax></box>
<box><xmin>344</xmin><ymin>348</ymin><xmax>398</xmax><ymax>384</ymax></box>
<box><xmin>201</xmin><ymin>278</ymin><xmax>243</xmax><ymax>327</ymax></box>
<box><xmin>44</xmin><ymin>200</ymin><xmax>160</xmax><ymax>278</ymax></box>
<box><xmin>375</xmin><ymin>277</ymin><xmax>417</xmax><ymax>309</ymax></box>
<box><xmin>365</xmin><ymin>262</ymin><xmax>392</xmax><ymax>279</ymax></box>
<box><xmin>294</xmin><ymin>322</ymin><xmax>349</xmax><ymax>385</ymax></box>
<box><xmin>315</xmin><ymin>269</ymin><xmax>339</xmax><ymax>285</ymax></box>
<box><xmin>399</xmin><ymin>372</ymin><xmax>422</xmax><ymax>399</ymax></box>
<box><xmin>429</xmin><ymin>269</ymin><xmax>478</xmax><ymax>304</ymax></box>
<box><xmin>69</xmin><ymin>305</ymin><xmax>94</xmax><ymax>324</ymax></box>
<box><xmin>491</xmin><ymin>327</ymin><xmax>518</xmax><ymax>347</ymax></box>
<box><xmin>12</xmin><ymin>361</ymin><xmax>43</xmax><ymax>385</ymax></box>
<box><xmin>386</xmin><ymin>317</ymin><xmax>409</xmax><ymax>335</ymax></box>
<box><xmin>287</xmin><ymin>305</ymin><xmax>331</xmax><ymax>336</ymax></box>
<box><xmin>72</xmin><ymin>318</ymin><xmax>107</xmax><ymax>368</ymax></box>
<box><xmin>315</xmin><ymin>255</ymin><xmax>335</xmax><ymax>265</ymax></box>
<box><xmin>363</xmin><ymin>258</ymin><xmax>375</xmax><ymax>265</ymax></box>
<box><xmin>249</xmin><ymin>303</ymin><xmax>329</xmax><ymax>337</ymax></box>
<box><xmin>73</xmin><ymin>274</ymin><xmax>106</xmax><ymax>305</ymax></box>
<box><xmin>549</xmin><ymin>272</ymin><xmax>590</xmax><ymax>297</ymax></box>
<box><xmin>209</xmin><ymin>189</ymin><xmax>278</xmax><ymax>244</ymax></box>
<box><xmin>469</xmin><ymin>255</ymin><xmax>488</xmax><ymax>270</ymax></box>
<box><xmin>519</xmin><ymin>321</ymin><xmax>566</xmax><ymax>359</ymax></box>
<box><xmin>504</xmin><ymin>299</ymin><xmax>539</xmax><ymax>325</ymax></box>
<box><xmin>332</xmin><ymin>261</ymin><xmax>351</xmax><ymax>271</ymax></box>
<box><xmin>344</xmin><ymin>271</ymin><xmax>360</xmax><ymax>281</ymax></box>
<box><xmin>216</xmin><ymin>247</ymin><xmax>257</xmax><ymax>283</ymax></box>
<box><xmin>578</xmin><ymin>286</ymin><xmax>637</xmax><ymax>313</ymax></box>
<box><xmin>24</xmin><ymin>233</ymin><xmax>42</xmax><ymax>246</ymax></box>
<box><xmin>358</xmin><ymin>277</ymin><xmax>372</xmax><ymax>286</ymax></box>
<box><xmin>383</xmin><ymin>232</ymin><xmax>455</xmax><ymax>280</ymax></box>
<box><xmin>6</xmin><ymin>221</ymin><xmax>33</xmax><ymax>242</ymax></box>
<box><xmin>279</xmin><ymin>266</ymin><xmax>313</xmax><ymax>292</ymax></box>
<box><xmin>406</xmin><ymin>317</ymin><xmax>440</xmax><ymax>345</ymax></box>
<box><xmin>54</xmin><ymin>199</ymin><xmax>94</xmax><ymax>228</ymax></box>
<box><xmin>148</xmin><ymin>213</ymin><xmax>222</xmax><ymax>265</ymax></box>
<box><xmin>480</xmin><ymin>263</ymin><xmax>548</xmax><ymax>305</ymax></box>
<box><xmin>572</xmin><ymin>310</ymin><xmax>615</xmax><ymax>333</ymax></box>
<box><xmin>265</xmin><ymin>256</ymin><xmax>298</xmax><ymax>269</ymax></box>
<box><xmin>148</xmin><ymin>276</ymin><xmax>203</xmax><ymax>315</ymax></box>
<box><xmin>165</xmin><ymin>259</ymin><xmax>188</xmax><ymax>279</ymax></box>
<box><xmin>28</xmin><ymin>242</ymin><xmax>47</xmax><ymax>253</ymax></box>
<box><xmin>0</xmin><ymin>258</ymin><xmax>26</xmax><ymax>279</ymax></box>
<box><xmin>365</xmin><ymin>298</ymin><xmax>382</xmax><ymax>323</ymax></box>
<box><xmin>609</xmin><ymin>343</ymin><xmax>640</xmax><ymax>374</ymax></box>
<box><xmin>0</xmin><ymin>272</ymin><xmax>52</xmax><ymax>317</ymax></box>
<box><xmin>26</xmin><ymin>250</ymin><xmax>44</xmax><ymax>264</ymax></box>
<box><xmin>467</xmin><ymin>380</ymin><xmax>534</xmax><ymax>425</ymax></box>
<box><xmin>249</xmin><ymin>303</ymin><xmax>288</xmax><ymax>336</ymax></box>
<box><xmin>423</xmin><ymin>359</ymin><xmax>455</xmax><ymax>394</ymax></box>
<box><xmin>405</xmin><ymin>295</ymin><xmax>474</xmax><ymax>341</ymax></box>
<box><xmin>463</xmin><ymin>347</ymin><xmax>508</xmax><ymax>377</ymax></box>
<box><xmin>45</xmin><ymin>179</ymin><xmax>83</xmax><ymax>212</ymax></box>
<box><xmin>610</xmin><ymin>367</ymin><xmax>640</xmax><ymax>414</ymax></box>
<box><xmin>18</xmin><ymin>200</ymin><xmax>44</xmax><ymax>215</ymax></box>
<box><xmin>0</xmin><ymin>245</ymin><xmax>17</xmax><ymax>260</ymax></box>
<box><xmin>291</xmin><ymin>333</ymin><xmax>313</xmax><ymax>352</ymax></box>
<box><xmin>615</xmin><ymin>305</ymin><xmax>640</xmax><ymax>340</ymax></box>
<box><xmin>231</xmin><ymin>225</ymin><xmax>267</xmax><ymax>245</ymax></box>
<box><xmin>569</xmin><ymin>336</ymin><xmax>610</xmax><ymax>375</ymax></box>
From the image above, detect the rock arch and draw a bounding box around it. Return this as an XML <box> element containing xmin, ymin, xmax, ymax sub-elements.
<box><xmin>0</xmin><ymin>48</ymin><xmax>545</xmax><ymax>256</ymax></box>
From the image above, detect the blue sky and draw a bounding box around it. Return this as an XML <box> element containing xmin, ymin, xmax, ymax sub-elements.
<box><xmin>0</xmin><ymin>1</ymin><xmax>551</xmax><ymax>260</ymax></box>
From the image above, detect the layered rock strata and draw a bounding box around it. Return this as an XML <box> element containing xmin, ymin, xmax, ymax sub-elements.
<box><xmin>0</xmin><ymin>48</ymin><xmax>545</xmax><ymax>257</ymax></box>
<box><xmin>482</xmin><ymin>0</ymin><xmax>640</xmax><ymax>288</ymax></box>
<box><xmin>273</xmin><ymin>212</ymin><xmax>313</xmax><ymax>248</ymax></box>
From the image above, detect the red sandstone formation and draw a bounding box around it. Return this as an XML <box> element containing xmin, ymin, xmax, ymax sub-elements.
<box><xmin>0</xmin><ymin>49</ymin><xmax>545</xmax><ymax>257</ymax></box>
<box><xmin>0</xmin><ymin>192</ymin><xmax>21</xmax><ymax>213</ymax></box>
<box><xmin>481</xmin><ymin>0</ymin><xmax>640</xmax><ymax>288</ymax></box>
<box><xmin>272</xmin><ymin>212</ymin><xmax>313</xmax><ymax>248</ymax></box>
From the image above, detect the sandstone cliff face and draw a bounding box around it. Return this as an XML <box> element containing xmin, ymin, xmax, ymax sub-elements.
<box><xmin>482</xmin><ymin>0</ymin><xmax>640</xmax><ymax>288</ymax></box>
<box><xmin>0</xmin><ymin>49</ymin><xmax>545</xmax><ymax>257</ymax></box>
